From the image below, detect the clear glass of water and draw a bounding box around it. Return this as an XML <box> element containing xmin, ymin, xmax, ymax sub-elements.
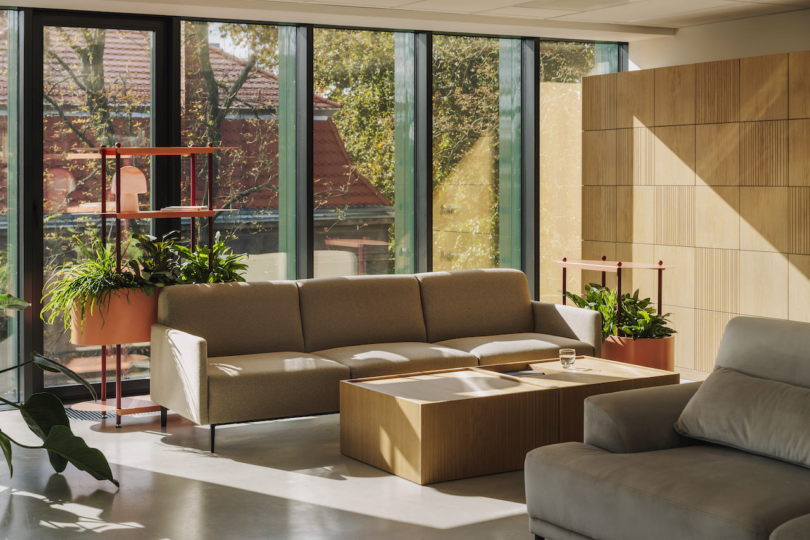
<box><xmin>560</xmin><ymin>349</ymin><xmax>576</xmax><ymax>369</ymax></box>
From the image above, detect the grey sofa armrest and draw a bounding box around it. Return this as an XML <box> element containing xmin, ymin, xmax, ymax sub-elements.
<box><xmin>532</xmin><ymin>301</ymin><xmax>602</xmax><ymax>357</ymax></box>
<box><xmin>771</xmin><ymin>514</ymin><xmax>810</xmax><ymax>540</ymax></box>
<box><xmin>584</xmin><ymin>382</ymin><xmax>702</xmax><ymax>453</ymax></box>
<box><xmin>150</xmin><ymin>324</ymin><xmax>209</xmax><ymax>426</ymax></box>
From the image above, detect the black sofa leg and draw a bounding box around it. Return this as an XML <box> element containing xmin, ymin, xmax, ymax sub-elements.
<box><xmin>535</xmin><ymin>536</ymin><xmax>544</xmax><ymax>540</ymax></box>
<box><xmin>160</xmin><ymin>406</ymin><xmax>167</xmax><ymax>428</ymax></box>
<box><xmin>210</xmin><ymin>425</ymin><xmax>216</xmax><ymax>453</ymax></box>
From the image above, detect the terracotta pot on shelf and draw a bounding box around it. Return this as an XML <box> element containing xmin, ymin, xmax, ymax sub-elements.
<box><xmin>70</xmin><ymin>288</ymin><xmax>160</xmax><ymax>346</ymax></box>
<box><xmin>601</xmin><ymin>335</ymin><xmax>675</xmax><ymax>371</ymax></box>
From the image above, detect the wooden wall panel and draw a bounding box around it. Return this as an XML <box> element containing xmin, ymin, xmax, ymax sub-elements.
<box><xmin>791</xmin><ymin>187</ymin><xmax>810</xmax><ymax>255</ymax></box>
<box><xmin>582</xmin><ymin>130</ymin><xmax>616</xmax><ymax>186</ymax></box>
<box><xmin>616</xmin><ymin>70</ymin><xmax>654</xmax><ymax>128</ymax></box>
<box><xmin>667</xmin><ymin>305</ymin><xmax>695</xmax><ymax>371</ymax></box>
<box><xmin>582</xmin><ymin>186</ymin><xmax>616</xmax><ymax>242</ymax></box>
<box><xmin>740</xmin><ymin>187</ymin><xmax>790</xmax><ymax>253</ymax></box>
<box><xmin>617</xmin><ymin>128</ymin><xmax>654</xmax><ymax>186</ymax></box>
<box><xmin>696</xmin><ymin>123</ymin><xmax>739</xmax><ymax>186</ymax></box>
<box><xmin>654</xmin><ymin>126</ymin><xmax>696</xmax><ymax>186</ymax></box>
<box><xmin>789</xmin><ymin>119</ymin><xmax>810</xmax><ymax>186</ymax></box>
<box><xmin>696</xmin><ymin>248</ymin><xmax>739</xmax><ymax>313</ymax></box>
<box><xmin>655</xmin><ymin>65</ymin><xmax>695</xmax><ymax>126</ymax></box>
<box><xmin>617</xmin><ymin>186</ymin><xmax>654</xmax><ymax>244</ymax></box>
<box><xmin>655</xmin><ymin>186</ymin><xmax>695</xmax><ymax>247</ymax></box>
<box><xmin>789</xmin><ymin>51</ymin><xmax>810</xmax><ymax>119</ymax></box>
<box><xmin>583</xmin><ymin>73</ymin><xmax>616</xmax><ymax>131</ymax></box>
<box><xmin>695</xmin><ymin>187</ymin><xmax>739</xmax><ymax>250</ymax></box>
<box><xmin>696</xmin><ymin>59</ymin><xmax>739</xmax><ymax>124</ymax></box>
<box><xmin>740</xmin><ymin>121</ymin><xmax>788</xmax><ymax>186</ymax></box>
<box><xmin>789</xmin><ymin>254</ymin><xmax>810</xmax><ymax>322</ymax></box>
<box><xmin>695</xmin><ymin>310</ymin><xmax>736</xmax><ymax>373</ymax></box>
<box><xmin>740</xmin><ymin>53</ymin><xmax>788</xmax><ymax>121</ymax></box>
<box><xmin>654</xmin><ymin>245</ymin><xmax>695</xmax><ymax>308</ymax></box>
<box><xmin>740</xmin><ymin>251</ymin><xmax>789</xmax><ymax>319</ymax></box>
<box><xmin>616</xmin><ymin>243</ymin><xmax>656</xmax><ymax>299</ymax></box>
<box><xmin>582</xmin><ymin>241</ymin><xmax>616</xmax><ymax>289</ymax></box>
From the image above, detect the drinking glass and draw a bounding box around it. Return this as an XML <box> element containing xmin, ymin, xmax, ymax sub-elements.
<box><xmin>560</xmin><ymin>349</ymin><xmax>576</xmax><ymax>369</ymax></box>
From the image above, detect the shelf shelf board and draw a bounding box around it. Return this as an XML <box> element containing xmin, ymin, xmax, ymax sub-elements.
<box><xmin>69</xmin><ymin>146</ymin><xmax>235</xmax><ymax>157</ymax></box>
<box><xmin>70</xmin><ymin>209</ymin><xmax>237</xmax><ymax>219</ymax></box>
<box><xmin>71</xmin><ymin>395</ymin><xmax>161</xmax><ymax>416</ymax></box>
<box><xmin>556</xmin><ymin>259</ymin><xmax>673</xmax><ymax>272</ymax></box>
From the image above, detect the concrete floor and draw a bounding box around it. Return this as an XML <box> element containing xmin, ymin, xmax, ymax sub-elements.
<box><xmin>0</xmin><ymin>409</ymin><xmax>532</xmax><ymax>540</ymax></box>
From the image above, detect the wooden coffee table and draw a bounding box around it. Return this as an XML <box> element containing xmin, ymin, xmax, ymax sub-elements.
<box><xmin>340</xmin><ymin>357</ymin><xmax>678</xmax><ymax>484</ymax></box>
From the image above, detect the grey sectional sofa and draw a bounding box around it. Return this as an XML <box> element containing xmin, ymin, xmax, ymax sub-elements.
<box><xmin>150</xmin><ymin>269</ymin><xmax>601</xmax><ymax>451</ymax></box>
<box><xmin>525</xmin><ymin>316</ymin><xmax>810</xmax><ymax>540</ymax></box>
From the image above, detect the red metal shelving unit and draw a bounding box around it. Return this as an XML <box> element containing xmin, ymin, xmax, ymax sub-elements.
<box><xmin>71</xmin><ymin>143</ymin><xmax>226</xmax><ymax>426</ymax></box>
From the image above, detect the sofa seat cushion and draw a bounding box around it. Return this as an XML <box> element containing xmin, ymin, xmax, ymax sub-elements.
<box><xmin>207</xmin><ymin>352</ymin><xmax>350</xmax><ymax>425</ymax></box>
<box><xmin>439</xmin><ymin>332</ymin><xmax>594</xmax><ymax>365</ymax></box>
<box><xmin>525</xmin><ymin>443</ymin><xmax>810</xmax><ymax>540</ymax></box>
<box><xmin>314</xmin><ymin>343</ymin><xmax>477</xmax><ymax>379</ymax></box>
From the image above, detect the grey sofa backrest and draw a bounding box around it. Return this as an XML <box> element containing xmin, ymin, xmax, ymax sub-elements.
<box><xmin>715</xmin><ymin>316</ymin><xmax>810</xmax><ymax>388</ymax></box>
<box><xmin>416</xmin><ymin>268</ymin><xmax>533</xmax><ymax>343</ymax></box>
<box><xmin>297</xmin><ymin>274</ymin><xmax>427</xmax><ymax>352</ymax></box>
<box><xmin>158</xmin><ymin>281</ymin><xmax>306</xmax><ymax>358</ymax></box>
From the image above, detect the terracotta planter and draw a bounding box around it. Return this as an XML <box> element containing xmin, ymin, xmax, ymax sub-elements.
<box><xmin>601</xmin><ymin>335</ymin><xmax>675</xmax><ymax>371</ymax></box>
<box><xmin>70</xmin><ymin>288</ymin><xmax>160</xmax><ymax>346</ymax></box>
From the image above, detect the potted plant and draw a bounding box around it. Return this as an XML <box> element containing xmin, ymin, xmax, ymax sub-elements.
<box><xmin>565</xmin><ymin>284</ymin><xmax>676</xmax><ymax>371</ymax></box>
<box><xmin>0</xmin><ymin>294</ymin><xmax>118</xmax><ymax>486</ymax></box>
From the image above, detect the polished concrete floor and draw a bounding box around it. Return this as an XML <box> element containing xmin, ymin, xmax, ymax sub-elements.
<box><xmin>0</xmin><ymin>408</ymin><xmax>532</xmax><ymax>540</ymax></box>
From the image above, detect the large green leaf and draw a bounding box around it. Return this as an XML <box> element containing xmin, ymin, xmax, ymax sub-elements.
<box><xmin>19</xmin><ymin>392</ymin><xmax>70</xmax><ymax>473</ymax></box>
<box><xmin>40</xmin><ymin>426</ymin><xmax>119</xmax><ymax>487</ymax></box>
<box><xmin>0</xmin><ymin>294</ymin><xmax>29</xmax><ymax>311</ymax></box>
<box><xmin>32</xmin><ymin>353</ymin><xmax>97</xmax><ymax>401</ymax></box>
<box><xmin>0</xmin><ymin>430</ymin><xmax>12</xmax><ymax>477</ymax></box>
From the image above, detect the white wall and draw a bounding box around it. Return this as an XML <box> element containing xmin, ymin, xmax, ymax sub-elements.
<box><xmin>630</xmin><ymin>9</ymin><xmax>810</xmax><ymax>70</ymax></box>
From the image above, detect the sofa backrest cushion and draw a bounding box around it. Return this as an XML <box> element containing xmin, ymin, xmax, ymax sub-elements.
<box><xmin>675</xmin><ymin>367</ymin><xmax>810</xmax><ymax>470</ymax></box>
<box><xmin>297</xmin><ymin>275</ymin><xmax>427</xmax><ymax>352</ymax></box>
<box><xmin>416</xmin><ymin>269</ymin><xmax>533</xmax><ymax>343</ymax></box>
<box><xmin>158</xmin><ymin>281</ymin><xmax>305</xmax><ymax>358</ymax></box>
<box><xmin>715</xmin><ymin>316</ymin><xmax>810</xmax><ymax>388</ymax></box>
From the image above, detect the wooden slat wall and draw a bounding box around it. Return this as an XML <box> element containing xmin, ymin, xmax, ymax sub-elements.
<box><xmin>580</xmin><ymin>50</ymin><xmax>810</xmax><ymax>377</ymax></box>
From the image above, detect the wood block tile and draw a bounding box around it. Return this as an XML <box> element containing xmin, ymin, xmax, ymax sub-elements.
<box><xmin>789</xmin><ymin>51</ymin><xmax>810</xmax><ymax>120</ymax></box>
<box><xmin>695</xmin><ymin>310</ymin><xmax>736</xmax><ymax>373</ymax></box>
<box><xmin>655</xmin><ymin>64</ymin><xmax>695</xmax><ymax>126</ymax></box>
<box><xmin>582</xmin><ymin>241</ymin><xmax>616</xmax><ymax>290</ymax></box>
<box><xmin>654</xmin><ymin>126</ymin><xmax>696</xmax><ymax>186</ymax></box>
<box><xmin>740</xmin><ymin>187</ymin><xmax>789</xmax><ymax>253</ymax></box>
<box><xmin>695</xmin><ymin>248</ymin><xmax>739</xmax><ymax>313</ymax></box>
<box><xmin>617</xmin><ymin>127</ymin><xmax>654</xmax><ymax>186</ymax></box>
<box><xmin>789</xmin><ymin>254</ymin><xmax>810</xmax><ymax>323</ymax></box>
<box><xmin>666</xmin><ymin>305</ymin><xmax>695</xmax><ymax>371</ymax></box>
<box><xmin>583</xmin><ymin>74</ymin><xmax>616</xmax><ymax>131</ymax></box>
<box><xmin>616</xmin><ymin>243</ymin><xmax>656</xmax><ymax>300</ymax></box>
<box><xmin>654</xmin><ymin>245</ymin><xmax>695</xmax><ymax>308</ymax></box>
<box><xmin>582</xmin><ymin>186</ymin><xmax>616</xmax><ymax>242</ymax></box>
<box><xmin>740</xmin><ymin>250</ymin><xmax>789</xmax><ymax>319</ymax></box>
<box><xmin>695</xmin><ymin>187</ymin><xmax>739</xmax><ymax>250</ymax></box>
<box><xmin>655</xmin><ymin>186</ymin><xmax>695</xmax><ymax>247</ymax></box>
<box><xmin>617</xmin><ymin>186</ymin><xmax>654</xmax><ymax>244</ymax></box>
<box><xmin>740</xmin><ymin>121</ymin><xmax>788</xmax><ymax>186</ymax></box>
<box><xmin>791</xmin><ymin>187</ymin><xmax>810</xmax><ymax>255</ymax></box>
<box><xmin>696</xmin><ymin>59</ymin><xmax>739</xmax><ymax>124</ymax></box>
<box><xmin>616</xmin><ymin>70</ymin><xmax>654</xmax><ymax>128</ymax></box>
<box><xmin>740</xmin><ymin>53</ymin><xmax>788</xmax><ymax>121</ymax></box>
<box><xmin>789</xmin><ymin>119</ymin><xmax>810</xmax><ymax>186</ymax></box>
<box><xmin>696</xmin><ymin>123</ymin><xmax>739</xmax><ymax>186</ymax></box>
<box><xmin>582</xmin><ymin>130</ymin><xmax>616</xmax><ymax>186</ymax></box>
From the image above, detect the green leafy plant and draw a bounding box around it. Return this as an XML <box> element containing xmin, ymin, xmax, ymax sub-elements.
<box><xmin>128</xmin><ymin>232</ymin><xmax>183</xmax><ymax>289</ymax></box>
<box><xmin>565</xmin><ymin>284</ymin><xmax>676</xmax><ymax>341</ymax></box>
<box><xmin>174</xmin><ymin>232</ymin><xmax>248</xmax><ymax>284</ymax></box>
<box><xmin>0</xmin><ymin>295</ymin><xmax>118</xmax><ymax>487</ymax></box>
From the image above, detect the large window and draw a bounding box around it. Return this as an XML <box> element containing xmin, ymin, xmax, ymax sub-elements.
<box><xmin>431</xmin><ymin>36</ymin><xmax>521</xmax><ymax>272</ymax></box>
<box><xmin>41</xmin><ymin>24</ymin><xmax>156</xmax><ymax>387</ymax></box>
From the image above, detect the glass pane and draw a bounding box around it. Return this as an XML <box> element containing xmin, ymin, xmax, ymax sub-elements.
<box><xmin>432</xmin><ymin>35</ymin><xmax>501</xmax><ymax>271</ymax></box>
<box><xmin>0</xmin><ymin>10</ymin><xmax>19</xmax><ymax>401</ymax></box>
<box><xmin>42</xmin><ymin>27</ymin><xmax>154</xmax><ymax>387</ymax></box>
<box><xmin>181</xmin><ymin>21</ymin><xmax>290</xmax><ymax>281</ymax></box>
<box><xmin>312</xmin><ymin>28</ymin><xmax>398</xmax><ymax>277</ymax></box>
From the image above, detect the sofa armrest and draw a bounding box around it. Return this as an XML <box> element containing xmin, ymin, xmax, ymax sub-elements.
<box><xmin>584</xmin><ymin>382</ymin><xmax>702</xmax><ymax>453</ymax></box>
<box><xmin>532</xmin><ymin>301</ymin><xmax>602</xmax><ymax>357</ymax></box>
<box><xmin>150</xmin><ymin>324</ymin><xmax>209</xmax><ymax>426</ymax></box>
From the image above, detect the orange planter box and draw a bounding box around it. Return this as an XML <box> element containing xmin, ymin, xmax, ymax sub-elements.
<box><xmin>601</xmin><ymin>335</ymin><xmax>675</xmax><ymax>372</ymax></box>
<box><xmin>70</xmin><ymin>288</ymin><xmax>160</xmax><ymax>346</ymax></box>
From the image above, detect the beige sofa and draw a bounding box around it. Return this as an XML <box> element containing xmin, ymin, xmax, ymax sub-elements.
<box><xmin>151</xmin><ymin>269</ymin><xmax>601</xmax><ymax>451</ymax></box>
